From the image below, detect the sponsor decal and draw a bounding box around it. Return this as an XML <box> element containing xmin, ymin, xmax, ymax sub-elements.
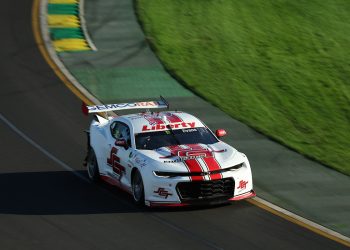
<box><xmin>164</xmin><ymin>159</ymin><xmax>183</xmax><ymax>163</ymax></box>
<box><xmin>141</xmin><ymin>113</ymin><xmax>188</xmax><ymax>131</ymax></box>
<box><xmin>88</xmin><ymin>101</ymin><xmax>161</xmax><ymax>112</ymax></box>
<box><xmin>237</xmin><ymin>180</ymin><xmax>249</xmax><ymax>190</ymax></box>
<box><xmin>182</xmin><ymin>128</ymin><xmax>197</xmax><ymax>133</ymax></box>
<box><xmin>107</xmin><ymin>147</ymin><xmax>125</xmax><ymax>179</ymax></box>
<box><xmin>154</xmin><ymin>187</ymin><xmax>172</xmax><ymax>199</ymax></box>
<box><xmin>165</xmin><ymin>144</ymin><xmax>223</xmax><ymax>181</ymax></box>
<box><xmin>134</xmin><ymin>156</ymin><xmax>147</xmax><ymax>167</ymax></box>
<box><xmin>142</xmin><ymin>122</ymin><xmax>196</xmax><ymax>132</ymax></box>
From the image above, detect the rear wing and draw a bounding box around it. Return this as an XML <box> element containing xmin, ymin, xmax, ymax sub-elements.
<box><xmin>86</xmin><ymin>96</ymin><xmax>169</xmax><ymax>113</ymax></box>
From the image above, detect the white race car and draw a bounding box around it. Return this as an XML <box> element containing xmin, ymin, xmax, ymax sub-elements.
<box><xmin>84</xmin><ymin>98</ymin><xmax>255</xmax><ymax>207</ymax></box>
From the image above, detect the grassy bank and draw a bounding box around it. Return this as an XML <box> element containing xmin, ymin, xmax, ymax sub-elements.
<box><xmin>137</xmin><ymin>0</ymin><xmax>350</xmax><ymax>175</ymax></box>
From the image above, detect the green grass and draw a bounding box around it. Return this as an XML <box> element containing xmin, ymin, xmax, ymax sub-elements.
<box><xmin>136</xmin><ymin>0</ymin><xmax>350</xmax><ymax>175</ymax></box>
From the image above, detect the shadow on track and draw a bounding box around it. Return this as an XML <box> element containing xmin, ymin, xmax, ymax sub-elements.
<box><xmin>0</xmin><ymin>170</ymin><xmax>236</xmax><ymax>215</ymax></box>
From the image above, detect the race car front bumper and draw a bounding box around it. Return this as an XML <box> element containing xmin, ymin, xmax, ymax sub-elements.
<box><xmin>144</xmin><ymin>175</ymin><xmax>255</xmax><ymax>207</ymax></box>
<box><xmin>147</xmin><ymin>190</ymin><xmax>256</xmax><ymax>207</ymax></box>
<box><xmin>144</xmin><ymin>161</ymin><xmax>254</xmax><ymax>207</ymax></box>
<box><xmin>229</xmin><ymin>190</ymin><xmax>256</xmax><ymax>201</ymax></box>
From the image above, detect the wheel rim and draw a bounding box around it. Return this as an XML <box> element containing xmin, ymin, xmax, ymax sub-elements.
<box><xmin>132</xmin><ymin>173</ymin><xmax>143</xmax><ymax>202</ymax></box>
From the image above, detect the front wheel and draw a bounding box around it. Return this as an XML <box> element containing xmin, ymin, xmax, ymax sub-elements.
<box><xmin>86</xmin><ymin>149</ymin><xmax>100</xmax><ymax>182</ymax></box>
<box><xmin>132</xmin><ymin>170</ymin><xmax>145</xmax><ymax>206</ymax></box>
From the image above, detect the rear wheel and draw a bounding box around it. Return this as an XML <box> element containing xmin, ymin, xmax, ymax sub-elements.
<box><xmin>132</xmin><ymin>170</ymin><xmax>145</xmax><ymax>206</ymax></box>
<box><xmin>87</xmin><ymin>149</ymin><xmax>100</xmax><ymax>182</ymax></box>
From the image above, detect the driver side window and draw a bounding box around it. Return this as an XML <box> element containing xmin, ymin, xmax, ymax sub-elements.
<box><xmin>110</xmin><ymin>122</ymin><xmax>131</xmax><ymax>146</ymax></box>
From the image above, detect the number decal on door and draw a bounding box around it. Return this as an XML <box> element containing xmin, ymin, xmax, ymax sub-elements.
<box><xmin>107</xmin><ymin>147</ymin><xmax>125</xmax><ymax>178</ymax></box>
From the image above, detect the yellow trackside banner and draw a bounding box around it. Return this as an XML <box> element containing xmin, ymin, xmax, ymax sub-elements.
<box><xmin>48</xmin><ymin>15</ymin><xmax>80</xmax><ymax>28</ymax></box>
<box><xmin>53</xmin><ymin>38</ymin><xmax>90</xmax><ymax>52</ymax></box>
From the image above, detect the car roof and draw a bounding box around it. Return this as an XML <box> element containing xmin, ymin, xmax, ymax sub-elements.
<box><xmin>114</xmin><ymin>111</ymin><xmax>205</xmax><ymax>134</ymax></box>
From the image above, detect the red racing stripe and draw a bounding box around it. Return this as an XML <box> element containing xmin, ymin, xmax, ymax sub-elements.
<box><xmin>144</xmin><ymin>115</ymin><xmax>164</xmax><ymax>125</ymax></box>
<box><xmin>184</xmin><ymin>159</ymin><xmax>204</xmax><ymax>181</ymax></box>
<box><xmin>188</xmin><ymin>144</ymin><xmax>222</xmax><ymax>180</ymax></box>
<box><xmin>202</xmin><ymin>157</ymin><xmax>222</xmax><ymax>180</ymax></box>
<box><xmin>167</xmin><ymin>145</ymin><xmax>205</xmax><ymax>181</ymax></box>
<box><xmin>164</xmin><ymin>112</ymin><xmax>183</xmax><ymax>123</ymax></box>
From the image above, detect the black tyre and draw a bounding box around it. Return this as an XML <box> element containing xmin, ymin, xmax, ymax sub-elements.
<box><xmin>86</xmin><ymin>149</ymin><xmax>100</xmax><ymax>182</ymax></box>
<box><xmin>132</xmin><ymin>170</ymin><xmax>145</xmax><ymax>206</ymax></box>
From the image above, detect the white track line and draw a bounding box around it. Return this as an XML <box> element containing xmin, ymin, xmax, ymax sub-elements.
<box><xmin>0</xmin><ymin>113</ymin><xmax>89</xmax><ymax>183</ymax></box>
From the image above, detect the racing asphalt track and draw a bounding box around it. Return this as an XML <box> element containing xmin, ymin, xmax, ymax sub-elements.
<box><xmin>0</xmin><ymin>0</ymin><xmax>347</xmax><ymax>249</ymax></box>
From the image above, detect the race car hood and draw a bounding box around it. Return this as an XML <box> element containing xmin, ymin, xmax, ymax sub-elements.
<box><xmin>134</xmin><ymin>142</ymin><xmax>245</xmax><ymax>172</ymax></box>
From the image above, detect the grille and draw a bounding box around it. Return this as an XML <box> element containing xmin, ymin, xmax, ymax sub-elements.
<box><xmin>154</xmin><ymin>164</ymin><xmax>243</xmax><ymax>178</ymax></box>
<box><xmin>176</xmin><ymin>178</ymin><xmax>234</xmax><ymax>201</ymax></box>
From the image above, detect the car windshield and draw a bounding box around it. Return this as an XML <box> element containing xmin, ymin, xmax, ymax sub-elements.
<box><xmin>135</xmin><ymin>127</ymin><xmax>218</xmax><ymax>150</ymax></box>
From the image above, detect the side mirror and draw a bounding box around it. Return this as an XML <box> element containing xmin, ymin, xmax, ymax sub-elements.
<box><xmin>115</xmin><ymin>139</ymin><xmax>129</xmax><ymax>149</ymax></box>
<box><xmin>216</xmin><ymin>129</ymin><xmax>227</xmax><ymax>138</ymax></box>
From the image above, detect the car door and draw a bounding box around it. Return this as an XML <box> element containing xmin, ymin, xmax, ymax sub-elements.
<box><xmin>107</xmin><ymin>121</ymin><xmax>133</xmax><ymax>187</ymax></box>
